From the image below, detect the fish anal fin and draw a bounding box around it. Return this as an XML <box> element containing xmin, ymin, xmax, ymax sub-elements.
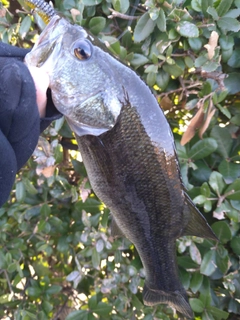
<box><xmin>143</xmin><ymin>284</ymin><xmax>193</xmax><ymax>319</ymax></box>
<box><xmin>111</xmin><ymin>216</ymin><xmax>125</xmax><ymax>238</ymax></box>
<box><xmin>183</xmin><ymin>192</ymin><xmax>218</xmax><ymax>241</ymax></box>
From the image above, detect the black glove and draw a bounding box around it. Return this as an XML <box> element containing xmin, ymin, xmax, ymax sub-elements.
<box><xmin>0</xmin><ymin>42</ymin><xmax>62</xmax><ymax>207</ymax></box>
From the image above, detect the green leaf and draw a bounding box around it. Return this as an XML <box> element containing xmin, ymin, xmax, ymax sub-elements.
<box><xmin>201</xmin><ymin>182</ymin><xmax>211</xmax><ymax>197</ymax></box>
<box><xmin>207</xmin><ymin>7</ymin><xmax>219</xmax><ymax>20</ymax></box>
<box><xmin>130</xmin><ymin>53</ymin><xmax>149</xmax><ymax>68</ymax></box>
<box><xmin>56</xmin><ymin>235</ymin><xmax>69</xmax><ymax>253</ymax></box>
<box><xmin>92</xmin><ymin>302</ymin><xmax>112</xmax><ymax>316</ymax></box>
<box><xmin>216</xmin><ymin>0</ymin><xmax>233</xmax><ymax>17</ymax></box>
<box><xmin>149</xmin><ymin>7</ymin><xmax>159</xmax><ymax>20</ymax></box>
<box><xmin>176</xmin><ymin>21</ymin><xmax>199</xmax><ymax>38</ymax></box>
<box><xmin>88</xmin><ymin>294</ymin><xmax>98</xmax><ymax>310</ymax></box>
<box><xmin>162</xmin><ymin>63</ymin><xmax>184</xmax><ymax>78</ymax></box>
<box><xmin>16</xmin><ymin>181</ymin><xmax>26</xmax><ymax>202</ymax></box>
<box><xmin>145</xmin><ymin>65</ymin><xmax>158</xmax><ymax>73</ymax></box>
<box><xmin>210</xmin><ymin>126</ymin><xmax>232</xmax><ymax>158</ymax></box>
<box><xmin>42</xmin><ymin>301</ymin><xmax>53</xmax><ymax>313</ymax></box>
<box><xmin>202</xmin><ymin>60</ymin><xmax>220</xmax><ymax>72</ymax></box>
<box><xmin>54</xmin><ymin>144</ymin><xmax>63</xmax><ymax>164</ymax></box>
<box><xmin>132</xmin><ymin>295</ymin><xmax>143</xmax><ymax>309</ymax></box>
<box><xmin>134</xmin><ymin>12</ymin><xmax>156</xmax><ymax>43</ymax></box>
<box><xmin>92</xmin><ymin>247</ymin><xmax>100</xmax><ymax>269</ymax></box>
<box><xmin>209</xmin><ymin>171</ymin><xmax>225</xmax><ymax>195</ymax></box>
<box><xmin>216</xmin><ymin>246</ymin><xmax>229</xmax><ymax>274</ymax></box>
<box><xmin>192</xmin><ymin>0</ymin><xmax>202</xmax><ymax>12</ymax></box>
<box><xmin>193</xmin><ymin>195</ymin><xmax>207</xmax><ymax>205</ymax></box>
<box><xmin>82</xmin><ymin>0</ymin><xmax>102</xmax><ymax>5</ymax></box>
<box><xmin>195</xmin><ymin>55</ymin><xmax>208</xmax><ymax>68</ymax></box>
<box><xmin>199</xmin><ymin>277</ymin><xmax>211</xmax><ymax>307</ymax></box>
<box><xmin>230</xmin><ymin>236</ymin><xmax>240</xmax><ymax>255</ymax></box>
<box><xmin>225</xmin><ymin>178</ymin><xmax>240</xmax><ymax>200</ymax></box>
<box><xmin>156</xmin><ymin>70</ymin><xmax>170</xmax><ymax>90</ymax></box>
<box><xmin>66</xmin><ymin>270</ymin><xmax>81</xmax><ymax>282</ymax></box>
<box><xmin>7</xmin><ymin>263</ymin><xmax>17</xmax><ymax>273</ymax></box>
<box><xmin>202</xmin><ymin>310</ymin><xmax>215</xmax><ymax>320</ymax></box>
<box><xmin>217</xmin><ymin>17</ymin><xmax>240</xmax><ymax>32</ymax></box>
<box><xmin>66</xmin><ymin>310</ymin><xmax>89</xmax><ymax>320</ymax></box>
<box><xmin>112</xmin><ymin>0</ymin><xmax>129</xmax><ymax>13</ymax></box>
<box><xmin>206</xmin><ymin>306</ymin><xmax>229</xmax><ymax>319</ymax></box>
<box><xmin>202</xmin><ymin>0</ymin><xmax>213</xmax><ymax>16</ymax></box>
<box><xmin>212</xmin><ymin>221</ymin><xmax>232</xmax><ymax>243</ymax></box>
<box><xmin>45</xmin><ymin>285</ymin><xmax>62</xmax><ymax>295</ymax></box>
<box><xmin>102</xmin><ymin>36</ymin><xmax>120</xmax><ymax>54</ymax></box>
<box><xmin>200</xmin><ymin>250</ymin><xmax>217</xmax><ymax>276</ymax></box>
<box><xmin>202</xmin><ymin>81</ymin><xmax>212</xmax><ymax>96</ymax></box>
<box><xmin>219</xmin><ymin>160</ymin><xmax>240</xmax><ymax>184</ymax></box>
<box><xmin>188</xmin><ymin>138</ymin><xmax>218</xmax><ymax>160</ymax></box>
<box><xmin>224</xmin><ymin>72</ymin><xmax>240</xmax><ymax>94</ymax></box>
<box><xmin>190</xmin><ymin>242</ymin><xmax>202</xmax><ymax>265</ymax></box>
<box><xmin>26</xmin><ymin>287</ymin><xmax>42</xmax><ymax>297</ymax></box>
<box><xmin>156</xmin><ymin>9</ymin><xmax>166</xmax><ymax>32</ymax></box>
<box><xmin>188</xmin><ymin>37</ymin><xmax>202</xmax><ymax>51</ymax></box>
<box><xmin>223</xmin><ymin>8</ymin><xmax>240</xmax><ymax>18</ymax></box>
<box><xmin>23</xmin><ymin>179</ymin><xmax>38</xmax><ymax>195</ymax></box>
<box><xmin>191</xmin><ymin>160</ymin><xmax>212</xmax><ymax>183</ymax></box>
<box><xmin>168</xmin><ymin>8</ymin><xmax>192</xmax><ymax>21</ymax></box>
<box><xmin>96</xmin><ymin>238</ymin><xmax>104</xmax><ymax>253</ymax></box>
<box><xmin>231</xmin><ymin>114</ymin><xmax>240</xmax><ymax>125</ymax></box>
<box><xmin>219</xmin><ymin>35</ymin><xmax>234</xmax><ymax>52</ymax></box>
<box><xmin>222</xmin><ymin>48</ymin><xmax>234</xmax><ymax>62</ymax></box>
<box><xmin>228</xmin><ymin>49</ymin><xmax>240</xmax><ymax>68</ymax></box>
<box><xmin>19</xmin><ymin>15</ymin><xmax>32</xmax><ymax>39</ymax></box>
<box><xmin>146</xmin><ymin>72</ymin><xmax>156</xmax><ymax>87</ymax></box>
<box><xmin>190</xmin><ymin>273</ymin><xmax>203</xmax><ymax>293</ymax></box>
<box><xmin>189</xmin><ymin>298</ymin><xmax>204</xmax><ymax>313</ymax></box>
<box><xmin>177</xmin><ymin>256</ymin><xmax>198</xmax><ymax>269</ymax></box>
<box><xmin>184</xmin><ymin>56</ymin><xmax>194</xmax><ymax>68</ymax></box>
<box><xmin>89</xmin><ymin>17</ymin><xmax>106</xmax><ymax>35</ymax></box>
<box><xmin>204</xmin><ymin>200</ymin><xmax>212</xmax><ymax>212</ymax></box>
<box><xmin>217</xmin><ymin>90</ymin><xmax>229</xmax><ymax>103</ymax></box>
<box><xmin>82</xmin><ymin>210</ymin><xmax>91</xmax><ymax>227</ymax></box>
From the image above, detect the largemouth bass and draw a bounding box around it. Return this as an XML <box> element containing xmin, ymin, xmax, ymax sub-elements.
<box><xmin>25</xmin><ymin>2</ymin><xmax>217</xmax><ymax>318</ymax></box>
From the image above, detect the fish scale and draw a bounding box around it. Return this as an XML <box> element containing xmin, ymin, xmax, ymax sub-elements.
<box><xmin>24</xmin><ymin>3</ymin><xmax>218</xmax><ymax>318</ymax></box>
<box><xmin>75</xmin><ymin>103</ymin><xmax>192</xmax><ymax>317</ymax></box>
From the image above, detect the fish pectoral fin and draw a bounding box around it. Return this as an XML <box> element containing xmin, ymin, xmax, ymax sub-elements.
<box><xmin>111</xmin><ymin>216</ymin><xmax>125</xmax><ymax>238</ymax></box>
<box><xmin>143</xmin><ymin>285</ymin><xmax>193</xmax><ymax>319</ymax></box>
<box><xmin>182</xmin><ymin>192</ymin><xmax>218</xmax><ymax>241</ymax></box>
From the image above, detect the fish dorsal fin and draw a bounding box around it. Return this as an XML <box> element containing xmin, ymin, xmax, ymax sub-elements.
<box><xmin>111</xmin><ymin>216</ymin><xmax>125</xmax><ymax>238</ymax></box>
<box><xmin>182</xmin><ymin>192</ymin><xmax>218</xmax><ymax>241</ymax></box>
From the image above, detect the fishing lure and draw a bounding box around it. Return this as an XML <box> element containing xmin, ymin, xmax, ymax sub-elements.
<box><xmin>23</xmin><ymin>0</ymin><xmax>55</xmax><ymax>24</ymax></box>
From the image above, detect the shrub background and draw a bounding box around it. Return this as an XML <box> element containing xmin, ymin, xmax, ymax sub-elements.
<box><xmin>0</xmin><ymin>0</ymin><xmax>240</xmax><ymax>319</ymax></box>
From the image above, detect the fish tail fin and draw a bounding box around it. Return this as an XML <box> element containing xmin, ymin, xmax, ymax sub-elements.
<box><xmin>182</xmin><ymin>192</ymin><xmax>218</xmax><ymax>241</ymax></box>
<box><xmin>143</xmin><ymin>284</ymin><xmax>193</xmax><ymax>318</ymax></box>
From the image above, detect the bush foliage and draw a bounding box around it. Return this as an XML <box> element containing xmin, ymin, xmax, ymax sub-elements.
<box><xmin>0</xmin><ymin>0</ymin><xmax>240</xmax><ymax>319</ymax></box>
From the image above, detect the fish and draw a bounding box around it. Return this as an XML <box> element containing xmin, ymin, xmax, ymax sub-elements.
<box><xmin>24</xmin><ymin>1</ymin><xmax>217</xmax><ymax>318</ymax></box>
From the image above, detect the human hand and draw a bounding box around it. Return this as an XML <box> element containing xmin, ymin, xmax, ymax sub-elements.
<box><xmin>0</xmin><ymin>43</ymin><xmax>62</xmax><ymax>207</ymax></box>
<box><xmin>27</xmin><ymin>66</ymin><xmax>50</xmax><ymax>118</ymax></box>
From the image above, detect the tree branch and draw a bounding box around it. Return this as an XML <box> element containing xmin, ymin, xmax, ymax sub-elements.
<box><xmin>108</xmin><ymin>8</ymin><xmax>139</xmax><ymax>20</ymax></box>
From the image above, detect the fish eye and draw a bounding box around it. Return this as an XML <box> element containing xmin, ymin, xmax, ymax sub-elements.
<box><xmin>73</xmin><ymin>40</ymin><xmax>92</xmax><ymax>61</ymax></box>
